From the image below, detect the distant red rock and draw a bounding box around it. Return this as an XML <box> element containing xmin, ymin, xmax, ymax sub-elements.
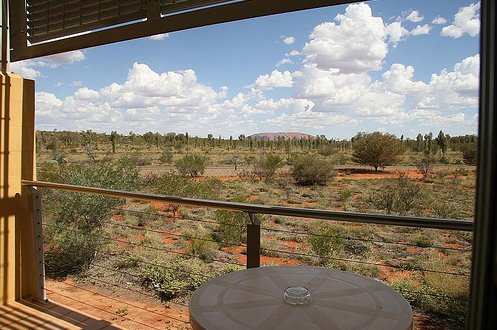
<box><xmin>248</xmin><ymin>132</ymin><xmax>315</xmax><ymax>141</ymax></box>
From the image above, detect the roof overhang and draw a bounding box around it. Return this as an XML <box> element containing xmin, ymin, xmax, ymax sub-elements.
<box><xmin>9</xmin><ymin>0</ymin><xmax>364</xmax><ymax>62</ymax></box>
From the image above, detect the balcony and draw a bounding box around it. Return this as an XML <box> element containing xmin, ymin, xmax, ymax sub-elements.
<box><xmin>2</xmin><ymin>179</ymin><xmax>471</xmax><ymax>329</ymax></box>
<box><xmin>2</xmin><ymin>0</ymin><xmax>497</xmax><ymax>329</ymax></box>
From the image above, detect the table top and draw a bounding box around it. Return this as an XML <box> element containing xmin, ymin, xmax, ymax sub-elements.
<box><xmin>189</xmin><ymin>266</ymin><xmax>412</xmax><ymax>330</ymax></box>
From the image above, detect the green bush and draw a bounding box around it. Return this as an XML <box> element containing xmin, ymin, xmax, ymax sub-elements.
<box><xmin>291</xmin><ymin>154</ymin><xmax>334</xmax><ymax>185</ymax></box>
<box><xmin>182</xmin><ymin>225</ymin><xmax>218</xmax><ymax>261</ymax></box>
<box><xmin>142</xmin><ymin>258</ymin><xmax>212</xmax><ymax>300</ymax></box>
<box><xmin>215</xmin><ymin>210</ymin><xmax>249</xmax><ymax>244</ymax></box>
<box><xmin>44</xmin><ymin>224</ymin><xmax>103</xmax><ymax>276</ymax></box>
<box><xmin>309</xmin><ymin>223</ymin><xmax>345</xmax><ymax>264</ymax></box>
<box><xmin>150</xmin><ymin>172</ymin><xmax>217</xmax><ymax>199</ymax></box>
<box><xmin>253</xmin><ymin>153</ymin><xmax>283</xmax><ymax>181</ymax></box>
<box><xmin>174</xmin><ymin>154</ymin><xmax>206</xmax><ymax>177</ymax></box>
<box><xmin>461</xmin><ymin>143</ymin><xmax>477</xmax><ymax>166</ymax></box>
<box><xmin>39</xmin><ymin>157</ymin><xmax>141</xmax><ymax>276</ymax></box>
<box><xmin>159</xmin><ymin>148</ymin><xmax>174</xmax><ymax>164</ymax></box>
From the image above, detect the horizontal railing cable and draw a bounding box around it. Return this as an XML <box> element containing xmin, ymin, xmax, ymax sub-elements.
<box><xmin>259</xmin><ymin>248</ymin><xmax>470</xmax><ymax>277</ymax></box>
<box><xmin>90</xmin><ymin>258</ymin><xmax>215</xmax><ymax>282</ymax></box>
<box><xmin>260</xmin><ymin>226</ymin><xmax>471</xmax><ymax>252</ymax></box>
<box><xmin>106</xmin><ymin>219</ymin><xmax>245</xmax><ymax>247</ymax></box>
<box><xmin>112</xmin><ymin>207</ymin><xmax>247</xmax><ymax>228</ymax></box>
<box><xmin>23</xmin><ymin>180</ymin><xmax>473</xmax><ymax>231</ymax></box>
<box><xmin>103</xmin><ymin>236</ymin><xmax>245</xmax><ymax>267</ymax></box>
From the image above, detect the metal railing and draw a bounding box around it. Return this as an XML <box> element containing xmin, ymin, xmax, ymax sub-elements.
<box><xmin>22</xmin><ymin>180</ymin><xmax>473</xmax><ymax>232</ymax></box>
<box><xmin>22</xmin><ymin>179</ymin><xmax>473</xmax><ymax>328</ymax></box>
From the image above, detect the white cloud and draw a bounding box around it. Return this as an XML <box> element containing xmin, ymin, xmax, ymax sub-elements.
<box><xmin>441</xmin><ymin>1</ymin><xmax>480</xmax><ymax>38</ymax></box>
<box><xmin>253</xmin><ymin>70</ymin><xmax>295</xmax><ymax>89</ymax></box>
<box><xmin>295</xmin><ymin>65</ymin><xmax>369</xmax><ymax>109</ymax></box>
<box><xmin>9</xmin><ymin>50</ymin><xmax>85</xmax><ymax>79</ymax></box>
<box><xmin>410</xmin><ymin>24</ymin><xmax>432</xmax><ymax>36</ymax></box>
<box><xmin>377</xmin><ymin>64</ymin><xmax>428</xmax><ymax>93</ymax></box>
<box><xmin>406</xmin><ymin>10</ymin><xmax>424</xmax><ymax>22</ymax></box>
<box><xmin>413</xmin><ymin>54</ymin><xmax>479</xmax><ymax>112</ymax></box>
<box><xmin>303</xmin><ymin>3</ymin><xmax>393</xmax><ymax>74</ymax></box>
<box><xmin>286</xmin><ymin>50</ymin><xmax>301</xmax><ymax>57</ymax></box>
<box><xmin>43</xmin><ymin>50</ymin><xmax>86</xmax><ymax>65</ymax></box>
<box><xmin>432</xmin><ymin>16</ymin><xmax>447</xmax><ymax>25</ymax></box>
<box><xmin>276</xmin><ymin>58</ymin><xmax>292</xmax><ymax>67</ymax></box>
<box><xmin>149</xmin><ymin>33</ymin><xmax>170</xmax><ymax>40</ymax></box>
<box><xmin>35</xmin><ymin>63</ymin><xmax>226</xmax><ymax>133</ymax></box>
<box><xmin>70</xmin><ymin>81</ymin><xmax>83</xmax><ymax>87</ymax></box>
<box><xmin>282</xmin><ymin>36</ymin><xmax>296</xmax><ymax>45</ymax></box>
<box><xmin>9</xmin><ymin>61</ymin><xmax>41</xmax><ymax>79</ymax></box>
<box><xmin>385</xmin><ymin>22</ymin><xmax>409</xmax><ymax>44</ymax></box>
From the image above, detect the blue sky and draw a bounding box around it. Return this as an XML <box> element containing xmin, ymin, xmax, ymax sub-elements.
<box><xmin>11</xmin><ymin>0</ymin><xmax>480</xmax><ymax>139</ymax></box>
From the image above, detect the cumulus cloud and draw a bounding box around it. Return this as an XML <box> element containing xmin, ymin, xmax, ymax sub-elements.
<box><xmin>410</xmin><ymin>24</ymin><xmax>431</xmax><ymax>36</ymax></box>
<box><xmin>406</xmin><ymin>10</ymin><xmax>424</xmax><ymax>22</ymax></box>
<box><xmin>303</xmin><ymin>3</ymin><xmax>393</xmax><ymax>74</ymax></box>
<box><xmin>149</xmin><ymin>33</ymin><xmax>169</xmax><ymax>40</ymax></box>
<box><xmin>441</xmin><ymin>1</ymin><xmax>480</xmax><ymax>38</ymax></box>
<box><xmin>276</xmin><ymin>58</ymin><xmax>292</xmax><ymax>67</ymax></box>
<box><xmin>385</xmin><ymin>22</ymin><xmax>409</xmax><ymax>44</ymax></box>
<box><xmin>432</xmin><ymin>16</ymin><xmax>447</xmax><ymax>24</ymax></box>
<box><xmin>253</xmin><ymin>70</ymin><xmax>296</xmax><ymax>89</ymax></box>
<box><xmin>36</xmin><ymin>63</ymin><xmax>226</xmax><ymax>132</ymax></box>
<box><xmin>9</xmin><ymin>50</ymin><xmax>86</xmax><ymax>79</ymax></box>
<box><xmin>282</xmin><ymin>36</ymin><xmax>296</xmax><ymax>45</ymax></box>
<box><xmin>425</xmin><ymin>54</ymin><xmax>479</xmax><ymax>107</ymax></box>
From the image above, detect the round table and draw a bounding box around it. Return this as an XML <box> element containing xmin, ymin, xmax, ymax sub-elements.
<box><xmin>189</xmin><ymin>266</ymin><xmax>412</xmax><ymax>330</ymax></box>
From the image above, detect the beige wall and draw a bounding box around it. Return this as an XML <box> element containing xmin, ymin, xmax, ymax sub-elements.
<box><xmin>0</xmin><ymin>73</ymin><xmax>36</xmax><ymax>304</ymax></box>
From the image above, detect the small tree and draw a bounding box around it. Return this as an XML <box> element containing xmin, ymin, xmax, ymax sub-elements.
<box><xmin>253</xmin><ymin>153</ymin><xmax>283</xmax><ymax>181</ymax></box>
<box><xmin>174</xmin><ymin>154</ymin><xmax>206</xmax><ymax>177</ymax></box>
<box><xmin>159</xmin><ymin>148</ymin><xmax>174</xmax><ymax>164</ymax></box>
<box><xmin>416</xmin><ymin>155</ymin><xmax>435</xmax><ymax>181</ymax></box>
<box><xmin>291</xmin><ymin>154</ymin><xmax>334</xmax><ymax>185</ymax></box>
<box><xmin>461</xmin><ymin>143</ymin><xmax>477</xmax><ymax>166</ymax></box>
<box><xmin>352</xmin><ymin>132</ymin><xmax>403</xmax><ymax>171</ymax></box>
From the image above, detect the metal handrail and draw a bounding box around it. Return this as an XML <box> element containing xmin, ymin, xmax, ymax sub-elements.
<box><xmin>21</xmin><ymin>179</ymin><xmax>473</xmax><ymax>232</ymax></box>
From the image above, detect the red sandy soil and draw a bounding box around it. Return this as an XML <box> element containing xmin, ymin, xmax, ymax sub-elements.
<box><xmin>337</xmin><ymin>169</ymin><xmax>423</xmax><ymax>180</ymax></box>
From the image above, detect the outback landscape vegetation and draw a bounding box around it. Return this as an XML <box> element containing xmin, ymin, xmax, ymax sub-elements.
<box><xmin>37</xmin><ymin>129</ymin><xmax>476</xmax><ymax>329</ymax></box>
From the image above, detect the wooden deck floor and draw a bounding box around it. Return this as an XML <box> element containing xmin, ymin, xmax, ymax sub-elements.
<box><xmin>0</xmin><ymin>300</ymin><xmax>122</xmax><ymax>329</ymax></box>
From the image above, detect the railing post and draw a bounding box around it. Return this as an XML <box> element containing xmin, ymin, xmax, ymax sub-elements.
<box><xmin>30</xmin><ymin>187</ymin><xmax>47</xmax><ymax>303</ymax></box>
<box><xmin>246</xmin><ymin>213</ymin><xmax>260</xmax><ymax>269</ymax></box>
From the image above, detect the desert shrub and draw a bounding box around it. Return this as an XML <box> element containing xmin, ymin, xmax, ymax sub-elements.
<box><xmin>39</xmin><ymin>158</ymin><xmax>141</xmax><ymax>276</ymax></box>
<box><xmin>291</xmin><ymin>154</ymin><xmax>335</xmax><ymax>185</ymax></box>
<box><xmin>142</xmin><ymin>257</ymin><xmax>212</xmax><ymax>300</ymax></box>
<box><xmin>174</xmin><ymin>154</ymin><xmax>206</xmax><ymax>177</ymax></box>
<box><xmin>253</xmin><ymin>153</ymin><xmax>283</xmax><ymax>181</ymax></box>
<box><xmin>218</xmin><ymin>264</ymin><xmax>244</xmax><ymax>275</ymax></box>
<box><xmin>346</xmin><ymin>263</ymin><xmax>379</xmax><ymax>278</ymax></box>
<box><xmin>410</xmin><ymin>234</ymin><xmax>434</xmax><ymax>247</ymax></box>
<box><xmin>344</xmin><ymin>240</ymin><xmax>371</xmax><ymax>256</ymax></box>
<box><xmin>370</xmin><ymin>174</ymin><xmax>422</xmax><ymax>215</ymax></box>
<box><xmin>150</xmin><ymin>172</ymin><xmax>216</xmax><ymax>199</ymax></box>
<box><xmin>44</xmin><ymin>224</ymin><xmax>103</xmax><ymax>276</ymax></box>
<box><xmin>215</xmin><ymin>210</ymin><xmax>249</xmax><ymax>244</ymax></box>
<box><xmin>416</xmin><ymin>154</ymin><xmax>435</xmax><ymax>181</ymax></box>
<box><xmin>309</xmin><ymin>223</ymin><xmax>345</xmax><ymax>264</ymax></box>
<box><xmin>461</xmin><ymin>143</ymin><xmax>477</xmax><ymax>166</ymax></box>
<box><xmin>182</xmin><ymin>225</ymin><xmax>217</xmax><ymax>261</ymax></box>
<box><xmin>317</xmin><ymin>144</ymin><xmax>338</xmax><ymax>157</ymax></box>
<box><xmin>159</xmin><ymin>148</ymin><xmax>174</xmax><ymax>164</ymax></box>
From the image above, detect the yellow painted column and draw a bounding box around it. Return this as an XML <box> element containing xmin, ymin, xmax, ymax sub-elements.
<box><xmin>0</xmin><ymin>73</ymin><xmax>36</xmax><ymax>304</ymax></box>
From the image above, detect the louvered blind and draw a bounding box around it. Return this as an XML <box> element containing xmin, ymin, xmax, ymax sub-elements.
<box><xmin>27</xmin><ymin>0</ymin><xmax>146</xmax><ymax>43</ymax></box>
<box><xmin>26</xmin><ymin>0</ymin><xmax>234</xmax><ymax>44</ymax></box>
